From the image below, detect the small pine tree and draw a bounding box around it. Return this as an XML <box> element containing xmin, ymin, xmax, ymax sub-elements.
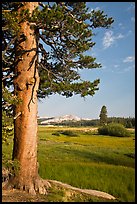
<box><xmin>99</xmin><ymin>105</ymin><xmax>108</xmax><ymax>125</ymax></box>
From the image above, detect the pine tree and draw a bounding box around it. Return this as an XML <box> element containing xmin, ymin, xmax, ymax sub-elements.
<box><xmin>2</xmin><ymin>2</ymin><xmax>114</xmax><ymax>194</ymax></box>
<box><xmin>99</xmin><ymin>105</ymin><xmax>108</xmax><ymax>125</ymax></box>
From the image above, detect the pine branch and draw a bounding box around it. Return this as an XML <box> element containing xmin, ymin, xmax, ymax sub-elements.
<box><xmin>57</xmin><ymin>2</ymin><xmax>83</xmax><ymax>24</ymax></box>
<box><xmin>38</xmin><ymin>62</ymin><xmax>62</xmax><ymax>82</ymax></box>
<box><xmin>39</xmin><ymin>34</ymin><xmax>63</xmax><ymax>64</ymax></box>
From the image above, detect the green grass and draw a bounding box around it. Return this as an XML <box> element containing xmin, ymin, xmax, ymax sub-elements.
<box><xmin>38</xmin><ymin>126</ymin><xmax>135</xmax><ymax>202</ymax></box>
<box><xmin>2</xmin><ymin>126</ymin><xmax>135</xmax><ymax>202</ymax></box>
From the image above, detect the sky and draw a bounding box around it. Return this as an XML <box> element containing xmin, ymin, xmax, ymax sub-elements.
<box><xmin>38</xmin><ymin>2</ymin><xmax>135</xmax><ymax>119</ymax></box>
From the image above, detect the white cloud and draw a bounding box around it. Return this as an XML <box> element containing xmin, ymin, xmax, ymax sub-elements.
<box><xmin>123</xmin><ymin>56</ymin><xmax>135</xmax><ymax>63</ymax></box>
<box><xmin>102</xmin><ymin>31</ymin><xmax>114</xmax><ymax>49</ymax></box>
<box><xmin>102</xmin><ymin>31</ymin><xmax>124</xmax><ymax>49</ymax></box>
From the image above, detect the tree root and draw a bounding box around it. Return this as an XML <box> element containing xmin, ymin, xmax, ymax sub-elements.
<box><xmin>3</xmin><ymin>176</ymin><xmax>116</xmax><ymax>200</ymax></box>
<box><xmin>2</xmin><ymin>176</ymin><xmax>51</xmax><ymax>195</ymax></box>
<box><xmin>47</xmin><ymin>180</ymin><xmax>116</xmax><ymax>200</ymax></box>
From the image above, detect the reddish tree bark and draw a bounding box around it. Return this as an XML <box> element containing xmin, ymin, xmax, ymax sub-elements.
<box><xmin>8</xmin><ymin>2</ymin><xmax>50</xmax><ymax>194</ymax></box>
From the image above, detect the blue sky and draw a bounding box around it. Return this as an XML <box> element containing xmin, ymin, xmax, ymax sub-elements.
<box><xmin>38</xmin><ymin>2</ymin><xmax>135</xmax><ymax>119</ymax></box>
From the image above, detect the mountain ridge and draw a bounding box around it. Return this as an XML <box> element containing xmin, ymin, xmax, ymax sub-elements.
<box><xmin>39</xmin><ymin>114</ymin><xmax>91</xmax><ymax>125</ymax></box>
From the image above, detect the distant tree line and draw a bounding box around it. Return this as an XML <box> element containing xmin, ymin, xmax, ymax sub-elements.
<box><xmin>38</xmin><ymin>117</ymin><xmax>135</xmax><ymax>128</ymax></box>
<box><xmin>107</xmin><ymin>117</ymin><xmax>135</xmax><ymax>128</ymax></box>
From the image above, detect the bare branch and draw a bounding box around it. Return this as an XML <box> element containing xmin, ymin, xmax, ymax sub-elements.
<box><xmin>68</xmin><ymin>13</ymin><xmax>82</xmax><ymax>24</ymax></box>
<box><xmin>14</xmin><ymin>112</ymin><xmax>22</xmax><ymax>120</ymax></box>
<box><xmin>2</xmin><ymin>26</ymin><xmax>10</xmax><ymax>31</ymax></box>
<box><xmin>2</xmin><ymin>103</ymin><xmax>12</xmax><ymax>108</ymax></box>
<box><xmin>2</xmin><ymin>10</ymin><xmax>11</xmax><ymax>13</ymax></box>
<box><xmin>2</xmin><ymin>67</ymin><xmax>11</xmax><ymax>71</ymax></box>
<box><xmin>2</xmin><ymin>74</ymin><xmax>15</xmax><ymax>81</ymax></box>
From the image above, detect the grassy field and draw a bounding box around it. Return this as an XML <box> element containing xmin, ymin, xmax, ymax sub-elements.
<box><xmin>2</xmin><ymin>126</ymin><xmax>135</xmax><ymax>202</ymax></box>
<box><xmin>37</xmin><ymin>126</ymin><xmax>135</xmax><ymax>202</ymax></box>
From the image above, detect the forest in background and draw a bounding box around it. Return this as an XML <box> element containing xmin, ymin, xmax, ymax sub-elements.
<box><xmin>38</xmin><ymin>116</ymin><xmax>135</xmax><ymax>128</ymax></box>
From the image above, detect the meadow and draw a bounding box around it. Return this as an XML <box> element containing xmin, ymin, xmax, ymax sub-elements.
<box><xmin>2</xmin><ymin>126</ymin><xmax>135</xmax><ymax>202</ymax></box>
<box><xmin>38</xmin><ymin>126</ymin><xmax>135</xmax><ymax>202</ymax></box>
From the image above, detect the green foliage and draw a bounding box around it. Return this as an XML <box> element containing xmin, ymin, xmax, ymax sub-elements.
<box><xmin>2</xmin><ymin>83</ymin><xmax>21</xmax><ymax>144</ymax></box>
<box><xmin>52</xmin><ymin>131</ymin><xmax>61</xmax><ymax>136</ymax></box>
<box><xmin>107</xmin><ymin>117</ymin><xmax>135</xmax><ymax>128</ymax></box>
<box><xmin>98</xmin><ymin>123</ymin><xmax>130</xmax><ymax>137</ymax></box>
<box><xmin>2</xmin><ymin>84</ymin><xmax>21</xmax><ymax>107</ymax></box>
<box><xmin>2</xmin><ymin>158</ymin><xmax>20</xmax><ymax>177</ymax></box>
<box><xmin>90</xmin><ymin>10</ymin><xmax>114</xmax><ymax>28</ymax></box>
<box><xmin>2</xmin><ymin>83</ymin><xmax>21</xmax><ymax>167</ymax></box>
<box><xmin>2</xmin><ymin>9</ymin><xmax>20</xmax><ymax>34</ymax></box>
<box><xmin>125</xmin><ymin>120</ymin><xmax>133</xmax><ymax>128</ymax></box>
<box><xmin>2</xmin><ymin>111</ymin><xmax>14</xmax><ymax>144</ymax></box>
<box><xmin>2</xmin><ymin>85</ymin><xmax>13</xmax><ymax>144</ymax></box>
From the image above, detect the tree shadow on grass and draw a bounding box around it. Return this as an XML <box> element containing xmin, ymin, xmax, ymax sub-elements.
<box><xmin>56</xmin><ymin>147</ymin><xmax>135</xmax><ymax>168</ymax></box>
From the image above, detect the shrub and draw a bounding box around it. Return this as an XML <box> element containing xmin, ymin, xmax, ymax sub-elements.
<box><xmin>52</xmin><ymin>131</ymin><xmax>60</xmax><ymax>136</ymax></box>
<box><xmin>61</xmin><ymin>130</ymin><xmax>79</xmax><ymax>137</ymax></box>
<box><xmin>98</xmin><ymin>123</ymin><xmax>130</xmax><ymax>137</ymax></box>
<box><xmin>52</xmin><ymin>130</ymin><xmax>79</xmax><ymax>137</ymax></box>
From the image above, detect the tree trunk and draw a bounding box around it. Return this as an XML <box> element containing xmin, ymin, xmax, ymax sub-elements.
<box><xmin>7</xmin><ymin>2</ymin><xmax>50</xmax><ymax>194</ymax></box>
